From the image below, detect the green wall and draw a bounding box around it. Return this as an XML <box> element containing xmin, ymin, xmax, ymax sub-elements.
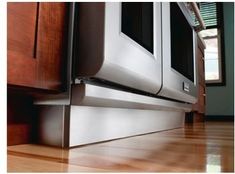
<box><xmin>206</xmin><ymin>2</ymin><xmax>234</xmax><ymax>116</ymax></box>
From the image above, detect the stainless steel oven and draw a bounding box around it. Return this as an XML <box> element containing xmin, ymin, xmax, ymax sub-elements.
<box><xmin>35</xmin><ymin>2</ymin><xmax>202</xmax><ymax>147</ymax></box>
<box><xmin>159</xmin><ymin>2</ymin><xmax>198</xmax><ymax>103</ymax></box>
<box><xmin>73</xmin><ymin>2</ymin><xmax>197</xmax><ymax>103</ymax></box>
<box><xmin>74</xmin><ymin>2</ymin><xmax>162</xmax><ymax>94</ymax></box>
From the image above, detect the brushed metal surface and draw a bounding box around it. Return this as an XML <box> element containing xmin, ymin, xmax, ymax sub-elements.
<box><xmin>75</xmin><ymin>2</ymin><xmax>105</xmax><ymax>77</ymax></box>
<box><xmin>159</xmin><ymin>2</ymin><xmax>198</xmax><ymax>104</ymax></box>
<box><xmin>37</xmin><ymin>105</ymin><xmax>70</xmax><ymax>148</ymax></box>
<box><xmin>69</xmin><ymin>106</ymin><xmax>185</xmax><ymax>147</ymax></box>
<box><xmin>36</xmin><ymin>83</ymin><xmax>190</xmax><ymax>148</ymax></box>
<box><xmin>71</xmin><ymin>84</ymin><xmax>192</xmax><ymax>112</ymax></box>
<box><xmin>75</xmin><ymin>2</ymin><xmax>162</xmax><ymax>95</ymax></box>
<box><xmin>36</xmin><ymin>102</ymin><xmax>186</xmax><ymax>148</ymax></box>
<box><xmin>37</xmin><ymin>105</ymin><xmax>65</xmax><ymax>147</ymax></box>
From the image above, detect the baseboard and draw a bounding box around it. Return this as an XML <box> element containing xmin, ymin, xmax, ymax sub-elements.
<box><xmin>36</xmin><ymin>105</ymin><xmax>186</xmax><ymax>148</ymax></box>
<box><xmin>205</xmin><ymin>115</ymin><xmax>234</xmax><ymax>122</ymax></box>
<box><xmin>69</xmin><ymin>106</ymin><xmax>185</xmax><ymax>147</ymax></box>
<box><xmin>35</xmin><ymin>84</ymin><xmax>191</xmax><ymax>148</ymax></box>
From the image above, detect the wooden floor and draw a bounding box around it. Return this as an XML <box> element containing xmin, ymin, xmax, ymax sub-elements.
<box><xmin>7</xmin><ymin>122</ymin><xmax>234</xmax><ymax>172</ymax></box>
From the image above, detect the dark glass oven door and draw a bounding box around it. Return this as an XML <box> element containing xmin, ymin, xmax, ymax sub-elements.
<box><xmin>160</xmin><ymin>2</ymin><xmax>197</xmax><ymax>103</ymax></box>
<box><xmin>121</xmin><ymin>2</ymin><xmax>154</xmax><ymax>54</ymax></box>
<box><xmin>170</xmin><ymin>2</ymin><xmax>194</xmax><ymax>82</ymax></box>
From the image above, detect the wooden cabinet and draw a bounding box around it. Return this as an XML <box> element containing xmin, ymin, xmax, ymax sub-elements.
<box><xmin>7</xmin><ymin>92</ymin><xmax>34</xmax><ymax>145</ymax></box>
<box><xmin>7</xmin><ymin>2</ymin><xmax>68</xmax><ymax>92</ymax></box>
<box><xmin>189</xmin><ymin>35</ymin><xmax>206</xmax><ymax>122</ymax></box>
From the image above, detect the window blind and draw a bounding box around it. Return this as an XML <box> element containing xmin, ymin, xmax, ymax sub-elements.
<box><xmin>195</xmin><ymin>2</ymin><xmax>221</xmax><ymax>29</ymax></box>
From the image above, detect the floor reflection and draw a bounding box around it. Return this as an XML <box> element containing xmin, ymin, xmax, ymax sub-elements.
<box><xmin>206</xmin><ymin>154</ymin><xmax>221</xmax><ymax>172</ymax></box>
<box><xmin>7</xmin><ymin>122</ymin><xmax>234</xmax><ymax>172</ymax></box>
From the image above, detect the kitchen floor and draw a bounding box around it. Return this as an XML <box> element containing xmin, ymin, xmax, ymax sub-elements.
<box><xmin>7</xmin><ymin>122</ymin><xmax>234</xmax><ymax>172</ymax></box>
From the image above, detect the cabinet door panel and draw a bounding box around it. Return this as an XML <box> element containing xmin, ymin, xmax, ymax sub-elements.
<box><xmin>7</xmin><ymin>3</ymin><xmax>38</xmax><ymax>87</ymax></box>
<box><xmin>8</xmin><ymin>3</ymin><xmax>38</xmax><ymax>58</ymax></box>
<box><xmin>36</xmin><ymin>3</ymin><xmax>67</xmax><ymax>90</ymax></box>
<box><xmin>8</xmin><ymin>52</ymin><xmax>37</xmax><ymax>87</ymax></box>
<box><xmin>7</xmin><ymin>2</ymin><xmax>68</xmax><ymax>91</ymax></box>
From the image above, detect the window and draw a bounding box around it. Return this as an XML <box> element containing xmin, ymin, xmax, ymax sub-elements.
<box><xmin>198</xmin><ymin>2</ymin><xmax>225</xmax><ymax>86</ymax></box>
<box><xmin>200</xmin><ymin>28</ymin><xmax>222</xmax><ymax>82</ymax></box>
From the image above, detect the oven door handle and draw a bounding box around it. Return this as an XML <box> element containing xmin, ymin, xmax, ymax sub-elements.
<box><xmin>189</xmin><ymin>2</ymin><xmax>206</xmax><ymax>31</ymax></box>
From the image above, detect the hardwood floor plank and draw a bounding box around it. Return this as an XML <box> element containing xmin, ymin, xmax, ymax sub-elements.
<box><xmin>7</xmin><ymin>122</ymin><xmax>234</xmax><ymax>172</ymax></box>
<box><xmin>7</xmin><ymin>155</ymin><xmax>109</xmax><ymax>172</ymax></box>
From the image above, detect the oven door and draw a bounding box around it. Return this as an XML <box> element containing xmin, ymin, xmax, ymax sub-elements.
<box><xmin>75</xmin><ymin>2</ymin><xmax>162</xmax><ymax>94</ymax></box>
<box><xmin>159</xmin><ymin>2</ymin><xmax>198</xmax><ymax>103</ymax></box>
